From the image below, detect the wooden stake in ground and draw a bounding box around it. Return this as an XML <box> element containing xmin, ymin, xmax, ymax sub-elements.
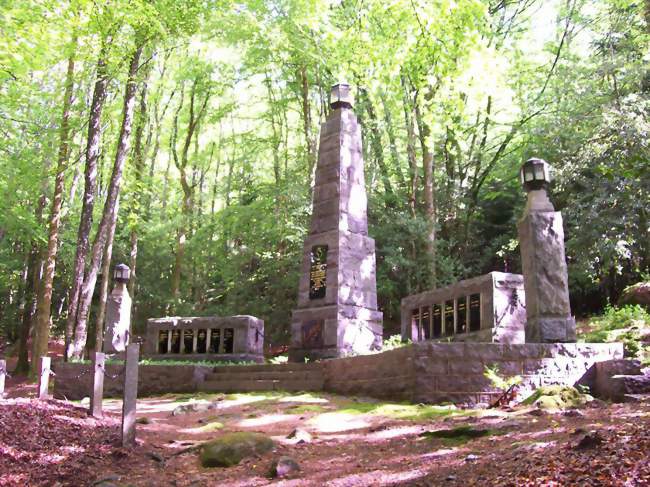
<box><xmin>90</xmin><ymin>352</ymin><xmax>105</xmax><ymax>417</ymax></box>
<box><xmin>121</xmin><ymin>343</ymin><xmax>140</xmax><ymax>447</ymax></box>
<box><xmin>0</xmin><ymin>359</ymin><xmax>6</xmax><ymax>398</ymax></box>
<box><xmin>38</xmin><ymin>357</ymin><xmax>51</xmax><ymax>400</ymax></box>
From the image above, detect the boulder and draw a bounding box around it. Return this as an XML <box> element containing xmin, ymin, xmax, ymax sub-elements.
<box><xmin>286</xmin><ymin>428</ymin><xmax>312</xmax><ymax>444</ymax></box>
<box><xmin>271</xmin><ymin>456</ymin><xmax>301</xmax><ymax>478</ymax></box>
<box><xmin>200</xmin><ymin>432</ymin><xmax>274</xmax><ymax>468</ymax></box>
<box><xmin>522</xmin><ymin>386</ymin><xmax>592</xmax><ymax>412</ymax></box>
<box><xmin>619</xmin><ymin>282</ymin><xmax>650</xmax><ymax>307</ymax></box>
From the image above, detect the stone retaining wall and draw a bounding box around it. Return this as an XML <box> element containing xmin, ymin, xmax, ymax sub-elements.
<box><xmin>53</xmin><ymin>342</ymin><xmax>623</xmax><ymax>404</ymax></box>
<box><xmin>53</xmin><ymin>363</ymin><xmax>211</xmax><ymax>400</ymax></box>
<box><xmin>321</xmin><ymin>342</ymin><xmax>623</xmax><ymax>404</ymax></box>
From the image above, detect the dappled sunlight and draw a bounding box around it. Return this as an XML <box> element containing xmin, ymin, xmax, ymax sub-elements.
<box><xmin>328</xmin><ymin>467</ymin><xmax>428</xmax><ymax>486</ymax></box>
<box><xmin>278</xmin><ymin>393</ymin><xmax>329</xmax><ymax>404</ymax></box>
<box><xmin>419</xmin><ymin>447</ymin><xmax>460</xmax><ymax>459</ymax></box>
<box><xmin>309</xmin><ymin>411</ymin><xmax>372</xmax><ymax>433</ymax></box>
<box><xmin>236</xmin><ymin>413</ymin><xmax>296</xmax><ymax>428</ymax></box>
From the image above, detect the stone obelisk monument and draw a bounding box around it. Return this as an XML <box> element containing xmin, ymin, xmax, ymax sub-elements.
<box><xmin>289</xmin><ymin>83</ymin><xmax>383</xmax><ymax>362</ymax></box>
<box><xmin>517</xmin><ymin>157</ymin><xmax>576</xmax><ymax>343</ymax></box>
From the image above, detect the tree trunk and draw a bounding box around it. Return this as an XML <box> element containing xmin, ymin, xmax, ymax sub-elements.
<box><xmin>401</xmin><ymin>76</ymin><xmax>418</xmax><ymax>217</ymax></box>
<box><xmin>31</xmin><ymin>42</ymin><xmax>76</xmax><ymax>373</ymax></box>
<box><xmin>65</xmin><ymin>44</ymin><xmax>110</xmax><ymax>360</ymax></box>
<box><xmin>298</xmin><ymin>66</ymin><xmax>316</xmax><ymax>178</ymax></box>
<box><xmin>361</xmin><ymin>89</ymin><xmax>394</xmax><ymax>201</ymax></box>
<box><xmin>69</xmin><ymin>45</ymin><xmax>142</xmax><ymax>359</ymax></box>
<box><xmin>128</xmin><ymin>63</ymin><xmax>151</xmax><ymax>298</ymax></box>
<box><xmin>414</xmin><ymin>97</ymin><xmax>437</xmax><ymax>286</ymax></box>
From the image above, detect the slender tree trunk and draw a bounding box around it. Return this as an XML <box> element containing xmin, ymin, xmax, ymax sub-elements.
<box><xmin>31</xmin><ymin>42</ymin><xmax>76</xmax><ymax>373</ymax></box>
<box><xmin>69</xmin><ymin>45</ymin><xmax>143</xmax><ymax>359</ymax></box>
<box><xmin>401</xmin><ymin>76</ymin><xmax>418</xmax><ymax>217</ymax></box>
<box><xmin>414</xmin><ymin>97</ymin><xmax>437</xmax><ymax>286</ymax></box>
<box><xmin>380</xmin><ymin>90</ymin><xmax>405</xmax><ymax>188</ymax></box>
<box><xmin>65</xmin><ymin>44</ymin><xmax>110</xmax><ymax>359</ymax></box>
<box><xmin>361</xmin><ymin>89</ymin><xmax>394</xmax><ymax>201</ymax></box>
<box><xmin>128</xmin><ymin>64</ymin><xmax>151</xmax><ymax>298</ymax></box>
<box><xmin>93</xmin><ymin>196</ymin><xmax>118</xmax><ymax>353</ymax></box>
<box><xmin>298</xmin><ymin>66</ymin><xmax>316</xmax><ymax>178</ymax></box>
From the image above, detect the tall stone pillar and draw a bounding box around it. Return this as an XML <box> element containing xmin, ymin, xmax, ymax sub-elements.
<box><xmin>104</xmin><ymin>264</ymin><xmax>132</xmax><ymax>353</ymax></box>
<box><xmin>517</xmin><ymin>158</ymin><xmax>576</xmax><ymax>342</ymax></box>
<box><xmin>289</xmin><ymin>83</ymin><xmax>383</xmax><ymax>361</ymax></box>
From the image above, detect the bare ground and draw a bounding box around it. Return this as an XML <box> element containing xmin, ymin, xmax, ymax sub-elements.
<box><xmin>1</xmin><ymin>382</ymin><xmax>649</xmax><ymax>487</ymax></box>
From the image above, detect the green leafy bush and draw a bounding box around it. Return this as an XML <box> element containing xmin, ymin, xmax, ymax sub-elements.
<box><xmin>582</xmin><ymin>305</ymin><xmax>650</xmax><ymax>359</ymax></box>
<box><xmin>382</xmin><ymin>334</ymin><xmax>411</xmax><ymax>351</ymax></box>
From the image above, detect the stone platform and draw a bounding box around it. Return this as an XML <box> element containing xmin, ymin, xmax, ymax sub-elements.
<box><xmin>53</xmin><ymin>342</ymin><xmax>622</xmax><ymax>404</ymax></box>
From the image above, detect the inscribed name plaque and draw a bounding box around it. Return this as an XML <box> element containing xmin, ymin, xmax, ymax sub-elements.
<box><xmin>309</xmin><ymin>245</ymin><xmax>328</xmax><ymax>300</ymax></box>
<box><xmin>302</xmin><ymin>320</ymin><xmax>324</xmax><ymax>348</ymax></box>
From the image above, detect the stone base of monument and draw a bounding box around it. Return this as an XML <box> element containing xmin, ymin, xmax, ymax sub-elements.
<box><xmin>526</xmin><ymin>316</ymin><xmax>577</xmax><ymax>343</ymax></box>
<box><xmin>289</xmin><ymin>305</ymin><xmax>383</xmax><ymax>362</ymax></box>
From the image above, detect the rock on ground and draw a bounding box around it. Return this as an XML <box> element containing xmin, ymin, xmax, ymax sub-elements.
<box><xmin>199</xmin><ymin>432</ymin><xmax>274</xmax><ymax>468</ymax></box>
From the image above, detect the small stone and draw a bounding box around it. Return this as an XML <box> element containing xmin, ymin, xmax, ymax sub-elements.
<box><xmin>147</xmin><ymin>451</ymin><xmax>165</xmax><ymax>464</ymax></box>
<box><xmin>136</xmin><ymin>416</ymin><xmax>152</xmax><ymax>424</ymax></box>
<box><xmin>91</xmin><ymin>474</ymin><xmax>120</xmax><ymax>487</ymax></box>
<box><xmin>200</xmin><ymin>432</ymin><xmax>274</xmax><ymax>468</ymax></box>
<box><xmin>575</xmin><ymin>431</ymin><xmax>604</xmax><ymax>449</ymax></box>
<box><xmin>563</xmin><ymin>409</ymin><xmax>584</xmax><ymax>418</ymax></box>
<box><xmin>465</xmin><ymin>454</ymin><xmax>479</xmax><ymax>462</ymax></box>
<box><xmin>287</xmin><ymin>428</ymin><xmax>312</xmax><ymax>444</ymax></box>
<box><xmin>446</xmin><ymin>475</ymin><xmax>457</xmax><ymax>481</ymax></box>
<box><xmin>272</xmin><ymin>456</ymin><xmax>301</xmax><ymax>478</ymax></box>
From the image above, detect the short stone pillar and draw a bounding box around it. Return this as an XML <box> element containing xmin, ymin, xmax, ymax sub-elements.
<box><xmin>517</xmin><ymin>158</ymin><xmax>576</xmax><ymax>342</ymax></box>
<box><xmin>38</xmin><ymin>356</ymin><xmax>51</xmax><ymax>399</ymax></box>
<box><xmin>121</xmin><ymin>343</ymin><xmax>139</xmax><ymax>447</ymax></box>
<box><xmin>105</xmin><ymin>264</ymin><xmax>132</xmax><ymax>353</ymax></box>
<box><xmin>0</xmin><ymin>359</ymin><xmax>6</xmax><ymax>398</ymax></box>
<box><xmin>90</xmin><ymin>352</ymin><xmax>105</xmax><ymax>417</ymax></box>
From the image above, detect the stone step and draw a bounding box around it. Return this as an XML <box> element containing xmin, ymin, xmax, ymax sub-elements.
<box><xmin>211</xmin><ymin>363</ymin><xmax>323</xmax><ymax>373</ymax></box>
<box><xmin>198</xmin><ymin>378</ymin><xmax>324</xmax><ymax>393</ymax></box>
<box><xmin>203</xmin><ymin>370</ymin><xmax>323</xmax><ymax>382</ymax></box>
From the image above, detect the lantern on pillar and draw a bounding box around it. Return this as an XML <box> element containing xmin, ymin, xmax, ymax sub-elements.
<box><xmin>519</xmin><ymin>157</ymin><xmax>552</xmax><ymax>191</ymax></box>
<box><xmin>113</xmin><ymin>263</ymin><xmax>131</xmax><ymax>284</ymax></box>
<box><xmin>330</xmin><ymin>83</ymin><xmax>354</xmax><ymax>109</ymax></box>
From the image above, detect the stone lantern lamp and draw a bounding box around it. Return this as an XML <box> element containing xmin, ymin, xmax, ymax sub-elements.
<box><xmin>517</xmin><ymin>157</ymin><xmax>576</xmax><ymax>343</ymax></box>
<box><xmin>330</xmin><ymin>83</ymin><xmax>354</xmax><ymax>109</ymax></box>
<box><xmin>113</xmin><ymin>263</ymin><xmax>131</xmax><ymax>284</ymax></box>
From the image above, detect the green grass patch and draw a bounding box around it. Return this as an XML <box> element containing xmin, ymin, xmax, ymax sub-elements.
<box><xmin>286</xmin><ymin>404</ymin><xmax>328</xmax><ymax>414</ymax></box>
<box><xmin>419</xmin><ymin>425</ymin><xmax>496</xmax><ymax>446</ymax></box>
<box><xmin>194</xmin><ymin>421</ymin><xmax>224</xmax><ymax>432</ymax></box>
<box><xmin>329</xmin><ymin>398</ymin><xmax>463</xmax><ymax>421</ymax></box>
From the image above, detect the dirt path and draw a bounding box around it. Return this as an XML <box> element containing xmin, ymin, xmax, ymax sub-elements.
<box><xmin>1</xmin><ymin>389</ymin><xmax>648</xmax><ymax>486</ymax></box>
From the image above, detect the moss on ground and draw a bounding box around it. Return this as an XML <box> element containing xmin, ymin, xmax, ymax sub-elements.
<box><xmin>522</xmin><ymin>386</ymin><xmax>593</xmax><ymax>411</ymax></box>
<box><xmin>419</xmin><ymin>425</ymin><xmax>498</xmax><ymax>446</ymax></box>
<box><xmin>200</xmin><ymin>432</ymin><xmax>274</xmax><ymax>467</ymax></box>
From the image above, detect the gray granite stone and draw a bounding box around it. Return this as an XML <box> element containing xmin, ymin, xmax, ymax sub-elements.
<box><xmin>104</xmin><ymin>282</ymin><xmax>131</xmax><ymax>353</ymax></box>
<box><xmin>0</xmin><ymin>359</ymin><xmax>5</xmax><ymax>398</ymax></box>
<box><xmin>290</xmin><ymin>103</ymin><xmax>382</xmax><ymax>361</ymax></box>
<box><xmin>90</xmin><ymin>352</ymin><xmax>105</xmax><ymax>418</ymax></box>
<box><xmin>38</xmin><ymin>356</ymin><xmax>51</xmax><ymax>400</ymax></box>
<box><xmin>121</xmin><ymin>343</ymin><xmax>139</xmax><ymax>447</ymax></box>
<box><xmin>518</xmin><ymin>196</ymin><xmax>576</xmax><ymax>342</ymax></box>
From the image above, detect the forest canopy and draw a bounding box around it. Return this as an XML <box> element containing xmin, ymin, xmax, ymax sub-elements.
<box><xmin>0</xmin><ymin>0</ymin><xmax>648</xmax><ymax>366</ymax></box>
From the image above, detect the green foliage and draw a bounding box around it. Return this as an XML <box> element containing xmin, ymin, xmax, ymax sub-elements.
<box><xmin>582</xmin><ymin>305</ymin><xmax>650</xmax><ymax>358</ymax></box>
<box><xmin>382</xmin><ymin>334</ymin><xmax>411</xmax><ymax>352</ymax></box>
<box><xmin>483</xmin><ymin>364</ymin><xmax>522</xmax><ymax>391</ymax></box>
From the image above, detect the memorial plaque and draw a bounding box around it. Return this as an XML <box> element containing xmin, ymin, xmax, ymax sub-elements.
<box><xmin>309</xmin><ymin>245</ymin><xmax>328</xmax><ymax>300</ymax></box>
<box><xmin>210</xmin><ymin>328</ymin><xmax>221</xmax><ymax>353</ymax></box>
<box><xmin>302</xmin><ymin>320</ymin><xmax>324</xmax><ymax>348</ymax></box>
<box><xmin>183</xmin><ymin>329</ymin><xmax>194</xmax><ymax>353</ymax></box>
<box><xmin>456</xmin><ymin>298</ymin><xmax>467</xmax><ymax>334</ymax></box>
<box><xmin>469</xmin><ymin>293</ymin><xmax>481</xmax><ymax>331</ymax></box>
<box><xmin>223</xmin><ymin>328</ymin><xmax>234</xmax><ymax>353</ymax></box>
<box><xmin>444</xmin><ymin>300</ymin><xmax>454</xmax><ymax>335</ymax></box>
<box><xmin>421</xmin><ymin>306</ymin><xmax>431</xmax><ymax>339</ymax></box>
<box><xmin>197</xmin><ymin>329</ymin><xmax>207</xmax><ymax>353</ymax></box>
<box><xmin>170</xmin><ymin>329</ymin><xmax>181</xmax><ymax>353</ymax></box>
<box><xmin>158</xmin><ymin>330</ymin><xmax>169</xmax><ymax>354</ymax></box>
<box><xmin>432</xmin><ymin>304</ymin><xmax>442</xmax><ymax>337</ymax></box>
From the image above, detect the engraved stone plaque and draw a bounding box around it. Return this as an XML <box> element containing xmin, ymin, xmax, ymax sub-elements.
<box><xmin>302</xmin><ymin>320</ymin><xmax>324</xmax><ymax>348</ymax></box>
<box><xmin>309</xmin><ymin>245</ymin><xmax>328</xmax><ymax>300</ymax></box>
